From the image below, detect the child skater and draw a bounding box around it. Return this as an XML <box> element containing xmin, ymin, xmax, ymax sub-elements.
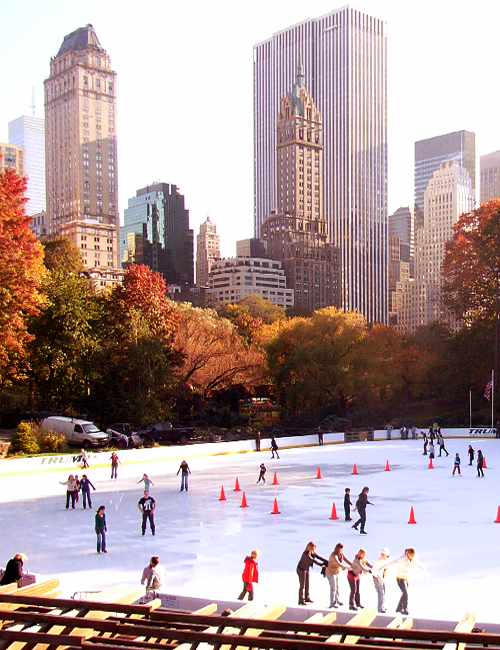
<box><xmin>257</xmin><ymin>463</ymin><xmax>266</xmax><ymax>484</ymax></box>
<box><xmin>137</xmin><ymin>474</ymin><xmax>155</xmax><ymax>491</ymax></box>
<box><xmin>344</xmin><ymin>487</ymin><xmax>352</xmax><ymax>521</ymax></box>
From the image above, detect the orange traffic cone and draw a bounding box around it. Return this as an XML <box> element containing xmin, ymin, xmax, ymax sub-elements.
<box><xmin>408</xmin><ymin>506</ymin><xmax>416</xmax><ymax>524</ymax></box>
<box><xmin>428</xmin><ymin>458</ymin><xmax>434</xmax><ymax>469</ymax></box>
<box><xmin>330</xmin><ymin>502</ymin><xmax>339</xmax><ymax>520</ymax></box>
<box><xmin>271</xmin><ymin>498</ymin><xmax>280</xmax><ymax>514</ymax></box>
<box><xmin>483</xmin><ymin>457</ymin><xmax>487</xmax><ymax>468</ymax></box>
<box><xmin>234</xmin><ymin>477</ymin><xmax>241</xmax><ymax>491</ymax></box>
<box><xmin>495</xmin><ymin>506</ymin><xmax>500</xmax><ymax>523</ymax></box>
<box><xmin>316</xmin><ymin>466</ymin><xmax>322</xmax><ymax>479</ymax></box>
<box><xmin>352</xmin><ymin>463</ymin><xmax>358</xmax><ymax>475</ymax></box>
<box><xmin>272</xmin><ymin>472</ymin><xmax>279</xmax><ymax>485</ymax></box>
<box><xmin>385</xmin><ymin>460</ymin><xmax>390</xmax><ymax>471</ymax></box>
<box><xmin>240</xmin><ymin>492</ymin><xmax>248</xmax><ymax>508</ymax></box>
<box><xmin>219</xmin><ymin>486</ymin><xmax>226</xmax><ymax>501</ymax></box>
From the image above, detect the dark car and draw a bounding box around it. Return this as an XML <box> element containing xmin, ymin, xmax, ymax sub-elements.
<box><xmin>136</xmin><ymin>422</ymin><xmax>195</xmax><ymax>446</ymax></box>
<box><xmin>107</xmin><ymin>423</ymin><xmax>143</xmax><ymax>448</ymax></box>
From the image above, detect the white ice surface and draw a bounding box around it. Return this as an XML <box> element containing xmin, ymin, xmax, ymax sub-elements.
<box><xmin>1</xmin><ymin>438</ymin><xmax>498</xmax><ymax>624</ymax></box>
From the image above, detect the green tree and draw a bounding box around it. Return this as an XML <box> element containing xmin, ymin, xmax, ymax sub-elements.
<box><xmin>239</xmin><ymin>293</ymin><xmax>286</xmax><ymax>324</ymax></box>
<box><xmin>0</xmin><ymin>169</ymin><xmax>46</xmax><ymax>383</ymax></box>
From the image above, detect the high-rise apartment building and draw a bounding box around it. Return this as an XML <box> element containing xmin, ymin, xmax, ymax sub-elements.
<box><xmin>254</xmin><ymin>6</ymin><xmax>388</xmax><ymax>323</ymax></box>
<box><xmin>196</xmin><ymin>216</ymin><xmax>220</xmax><ymax>287</ymax></box>
<box><xmin>480</xmin><ymin>150</ymin><xmax>500</xmax><ymax>204</ymax></box>
<box><xmin>0</xmin><ymin>143</ymin><xmax>24</xmax><ymax>176</ymax></box>
<box><xmin>396</xmin><ymin>163</ymin><xmax>475</xmax><ymax>331</ymax></box>
<box><xmin>414</xmin><ymin>131</ymin><xmax>475</xmax><ymax>230</ymax></box>
<box><xmin>122</xmin><ymin>183</ymin><xmax>194</xmax><ymax>286</ymax></box>
<box><xmin>8</xmin><ymin>116</ymin><xmax>46</xmax><ymax>215</ymax></box>
<box><xmin>260</xmin><ymin>65</ymin><xmax>339</xmax><ymax>312</ymax></box>
<box><xmin>44</xmin><ymin>25</ymin><xmax>119</xmax><ymax>273</ymax></box>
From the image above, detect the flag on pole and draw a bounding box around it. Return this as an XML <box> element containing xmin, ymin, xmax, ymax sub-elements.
<box><xmin>484</xmin><ymin>379</ymin><xmax>493</xmax><ymax>401</ymax></box>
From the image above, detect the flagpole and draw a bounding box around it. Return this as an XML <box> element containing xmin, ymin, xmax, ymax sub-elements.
<box><xmin>492</xmin><ymin>369</ymin><xmax>495</xmax><ymax>429</ymax></box>
<box><xmin>469</xmin><ymin>390</ymin><xmax>472</xmax><ymax>429</ymax></box>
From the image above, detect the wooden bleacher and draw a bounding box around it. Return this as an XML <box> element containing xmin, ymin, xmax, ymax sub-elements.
<box><xmin>0</xmin><ymin>580</ymin><xmax>497</xmax><ymax>650</ymax></box>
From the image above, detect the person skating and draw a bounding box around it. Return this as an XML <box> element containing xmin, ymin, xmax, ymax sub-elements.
<box><xmin>95</xmin><ymin>506</ymin><xmax>107</xmax><ymax>554</ymax></box>
<box><xmin>110</xmin><ymin>452</ymin><xmax>121</xmax><ymax>479</ymax></box>
<box><xmin>347</xmin><ymin>549</ymin><xmax>372</xmax><ymax>611</ymax></box>
<box><xmin>74</xmin><ymin>475</ymin><xmax>80</xmax><ymax>503</ymax></box>
<box><xmin>237</xmin><ymin>549</ymin><xmax>259</xmax><ymax>601</ymax></box>
<box><xmin>428</xmin><ymin>442</ymin><xmax>435</xmax><ymax>460</ymax></box>
<box><xmin>452</xmin><ymin>453</ymin><xmax>462</xmax><ymax>476</ymax></box>
<box><xmin>468</xmin><ymin>445</ymin><xmax>475</xmax><ymax>466</ymax></box>
<box><xmin>296</xmin><ymin>542</ymin><xmax>327</xmax><ymax>605</ymax></box>
<box><xmin>271</xmin><ymin>437</ymin><xmax>280</xmax><ymax>459</ymax></box>
<box><xmin>138</xmin><ymin>490</ymin><xmax>156</xmax><ymax>535</ymax></box>
<box><xmin>59</xmin><ymin>474</ymin><xmax>78</xmax><ymax>509</ymax></box>
<box><xmin>81</xmin><ymin>448</ymin><xmax>89</xmax><ymax>469</ymax></box>
<box><xmin>137</xmin><ymin>473</ymin><xmax>155</xmax><ymax>492</ymax></box>
<box><xmin>344</xmin><ymin>487</ymin><xmax>352</xmax><ymax>521</ymax></box>
<box><xmin>0</xmin><ymin>553</ymin><xmax>28</xmax><ymax>585</ymax></box>
<box><xmin>177</xmin><ymin>460</ymin><xmax>191</xmax><ymax>492</ymax></box>
<box><xmin>422</xmin><ymin>432</ymin><xmax>428</xmax><ymax>455</ymax></box>
<box><xmin>257</xmin><ymin>463</ymin><xmax>266</xmax><ymax>484</ymax></box>
<box><xmin>477</xmin><ymin>450</ymin><xmax>484</xmax><ymax>477</ymax></box>
<box><xmin>386</xmin><ymin>548</ymin><xmax>425</xmax><ymax>615</ymax></box>
<box><xmin>141</xmin><ymin>556</ymin><xmax>166</xmax><ymax>593</ymax></box>
<box><xmin>437</xmin><ymin>432</ymin><xmax>449</xmax><ymax>457</ymax></box>
<box><xmin>325</xmin><ymin>543</ymin><xmax>351</xmax><ymax>608</ymax></box>
<box><xmin>80</xmin><ymin>474</ymin><xmax>96</xmax><ymax>509</ymax></box>
<box><xmin>372</xmin><ymin>547</ymin><xmax>390</xmax><ymax>613</ymax></box>
<box><xmin>352</xmin><ymin>487</ymin><xmax>373</xmax><ymax>535</ymax></box>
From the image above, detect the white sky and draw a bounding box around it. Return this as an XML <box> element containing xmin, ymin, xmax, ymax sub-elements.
<box><xmin>2</xmin><ymin>436</ymin><xmax>499</xmax><ymax>625</ymax></box>
<box><xmin>1</xmin><ymin>0</ymin><xmax>500</xmax><ymax>257</ymax></box>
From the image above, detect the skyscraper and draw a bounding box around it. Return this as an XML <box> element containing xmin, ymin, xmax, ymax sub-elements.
<box><xmin>44</xmin><ymin>25</ymin><xmax>119</xmax><ymax>272</ymax></box>
<box><xmin>122</xmin><ymin>183</ymin><xmax>194</xmax><ymax>286</ymax></box>
<box><xmin>254</xmin><ymin>6</ymin><xmax>388</xmax><ymax>323</ymax></box>
<box><xmin>480</xmin><ymin>150</ymin><xmax>500</xmax><ymax>204</ymax></box>
<box><xmin>196</xmin><ymin>216</ymin><xmax>220</xmax><ymax>287</ymax></box>
<box><xmin>414</xmin><ymin>130</ymin><xmax>475</xmax><ymax>229</ymax></box>
<box><xmin>8</xmin><ymin>115</ymin><xmax>46</xmax><ymax>215</ymax></box>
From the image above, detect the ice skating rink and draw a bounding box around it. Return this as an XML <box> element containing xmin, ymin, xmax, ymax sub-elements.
<box><xmin>0</xmin><ymin>437</ymin><xmax>498</xmax><ymax>623</ymax></box>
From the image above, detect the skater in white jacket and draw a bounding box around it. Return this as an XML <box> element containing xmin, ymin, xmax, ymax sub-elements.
<box><xmin>386</xmin><ymin>548</ymin><xmax>425</xmax><ymax>615</ymax></box>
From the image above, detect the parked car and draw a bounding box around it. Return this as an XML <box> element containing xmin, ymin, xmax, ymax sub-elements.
<box><xmin>136</xmin><ymin>422</ymin><xmax>195</xmax><ymax>446</ymax></box>
<box><xmin>42</xmin><ymin>416</ymin><xmax>109</xmax><ymax>448</ymax></box>
<box><xmin>106</xmin><ymin>423</ymin><xmax>143</xmax><ymax>448</ymax></box>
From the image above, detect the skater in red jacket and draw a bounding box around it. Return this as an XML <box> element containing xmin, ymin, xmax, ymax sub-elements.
<box><xmin>237</xmin><ymin>550</ymin><xmax>260</xmax><ymax>601</ymax></box>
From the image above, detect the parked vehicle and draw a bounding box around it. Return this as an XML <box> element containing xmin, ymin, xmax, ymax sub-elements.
<box><xmin>136</xmin><ymin>422</ymin><xmax>195</xmax><ymax>446</ymax></box>
<box><xmin>106</xmin><ymin>423</ymin><xmax>143</xmax><ymax>448</ymax></box>
<box><xmin>42</xmin><ymin>416</ymin><xmax>109</xmax><ymax>448</ymax></box>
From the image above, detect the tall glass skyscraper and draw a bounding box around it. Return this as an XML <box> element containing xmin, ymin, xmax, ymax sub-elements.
<box><xmin>253</xmin><ymin>6</ymin><xmax>388</xmax><ymax>323</ymax></box>
<box><xmin>8</xmin><ymin>115</ymin><xmax>46</xmax><ymax>215</ymax></box>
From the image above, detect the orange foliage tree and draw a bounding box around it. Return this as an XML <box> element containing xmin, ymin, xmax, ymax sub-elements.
<box><xmin>0</xmin><ymin>169</ymin><xmax>46</xmax><ymax>382</ymax></box>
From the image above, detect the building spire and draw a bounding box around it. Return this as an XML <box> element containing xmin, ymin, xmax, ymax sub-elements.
<box><xmin>296</xmin><ymin>59</ymin><xmax>305</xmax><ymax>89</ymax></box>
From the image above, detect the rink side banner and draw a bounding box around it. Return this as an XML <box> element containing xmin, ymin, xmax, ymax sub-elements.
<box><xmin>468</xmin><ymin>427</ymin><xmax>497</xmax><ymax>437</ymax></box>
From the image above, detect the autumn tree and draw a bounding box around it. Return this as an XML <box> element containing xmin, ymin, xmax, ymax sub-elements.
<box><xmin>239</xmin><ymin>293</ymin><xmax>286</xmax><ymax>324</ymax></box>
<box><xmin>174</xmin><ymin>302</ymin><xmax>266</xmax><ymax>402</ymax></box>
<box><xmin>265</xmin><ymin>307</ymin><xmax>367</xmax><ymax>416</ymax></box>
<box><xmin>442</xmin><ymin>199</ymin><xmax>500</xmax><ymax>324</ymax></box>
<box><xmin>0</xmin><ymin>169</ymin><xmax>46</xmax><ymax>383</ymax></box>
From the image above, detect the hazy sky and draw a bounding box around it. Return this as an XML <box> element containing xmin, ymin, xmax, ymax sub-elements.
<box><xmin>1</xmin><ymin>0</ymin><xmax>499</xmax><ymax>256</ymax></box>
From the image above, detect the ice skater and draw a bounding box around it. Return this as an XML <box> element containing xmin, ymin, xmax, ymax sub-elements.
<box><xmin>428</xmin><ymin>442</ymin><xmax>435</xmax><ymax>460</ymax></box>
<box><xmin>352</xmin><ymin>487</ymin><xmax>373</xmax><ymax>535</ymax></box>
<box><xmin>237</xmin><ymin>549</ymin><xmax>259</xmax><ymax>601</ymax></box>
<box><xmin>74</xmin><ymin>475</ymin><xmax>80</xmax><ymax>503</ymax></box>
<box><xmin>372</xmin><ymin>547</ymin><xmax>390</xmax><ymax>613</ymax></box>
<box><xmin>477</xmin><ymin>450</ymin><xmax>484</xmax><ymax>477</ymax></box>
<box><xmin>79</xmin><ymin>474</ymin><xmax>96</xmax><ymax>509</ymax></box>
<box><xmin>177</xmin><ymin>460</ymin><xmax>191</xmax><ymax>491</ymax></box>
<box><xmin>81</xmin><ymin>448</ymin><xmax>89</xmax><ymax>469</ymax></box>
<box><xmin>325</xmin><ymin>542</ymin><xmax>351</xmax><ymax>608</ymax></box>
<box><xmin>344</xmin><ymin>487</ymin><xmax>352</xmax><ymax>521</ymax></box>
<box><xmin>141</xmin><ymin>556</ymin><xmax>166</xmax><ymax>593</ymax></box>
<box><xmin>437</xmin><ymin>432</ymin><xmax>449</xmax><ymax>457</ymax></box>
<box><xmin>271</xmin><ymin>437</ymin><xmax>280</xmax><ymax>459</ymax></box>
<box><xmin>257</xmin><ymin>463</ymin><xmax>266</xmax><ymax>484</ymax></box>
<box><xmin>296</xmin><ymin>542</ymin><xmax>327</xmax><ymax>605</ymax></box>
<box><xmin>60</xmin><ymin>474</ymin><xmax>78</xmax><ymax>509</ymax></box>
<box><xmin>137</xmin><ymin>473</ymin><xmax>154</xmax><ymax>491</ymax></box>
<box><xmin>138</xmin><ymin>490</ymin><xmax>156</xmax><ymax>535</ymax></box>
<box><xmin>422</xmin><ymin>431</ymin><xmax>428</xmax><ymax>455</ymax></box>
<box><xmin>110</xmin><ymin>452</ymin><xmax>121</xmax><ymax>479</ymax></box>
<box><xmin>468</xmin><ymin>445</ymin><xmax>475</xmax><ymax>466</ymax></box>
<box><xmin>452</xmin><ymin>453</ymin><xmax>461</xmax><ymax>475</ymax></box>
<box><xmin>95</xmin><ymin>505</ymin><xmax>107</xmax><ymax>554</ymax></box>
<box><xmin>347</xmin><ymin>548</ymin><xmax>372</xmax><ymax>611</ymax></box>
<box><xmin>386</xmin><ymin>547</ymin><xmax>425</xmax><ymax>615</ymax></box>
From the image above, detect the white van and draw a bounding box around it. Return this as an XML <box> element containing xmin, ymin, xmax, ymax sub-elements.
<box><xmin>42</xmin><ymin>417</ymin><xmax>109</xmax><ymax>448</ymax></box>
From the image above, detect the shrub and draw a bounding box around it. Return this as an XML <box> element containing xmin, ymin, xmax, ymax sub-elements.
<box><xmin>10</xmin><ymin>421</ymin><xmax>40</xmax><ymax>454</ymax></box>
<box><xmin>36</xmin><ymin>424</ymin><xmax>67</xmax><ymax>453</ymax></box>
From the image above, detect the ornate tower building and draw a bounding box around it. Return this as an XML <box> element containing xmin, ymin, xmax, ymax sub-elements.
<box><xmin>196</xmin><ymin>216</ymin><xmax>220</xmax><ymax>287</ymax></box>
<box><xmin>261</xmin><ymin>66</ymin><xmax>339</xmax><ymax>311</ymax></box>
<box><xmin>44</xmin><ymin>25</ymin><xmax>119</xmax><ymax>274</ymax></box>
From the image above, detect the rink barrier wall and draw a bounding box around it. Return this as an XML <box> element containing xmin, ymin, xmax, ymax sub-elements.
<box><xmin>0</xmin><ymin>428</ymin><xmax>493</xmax><ymax>477</ymax></box>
